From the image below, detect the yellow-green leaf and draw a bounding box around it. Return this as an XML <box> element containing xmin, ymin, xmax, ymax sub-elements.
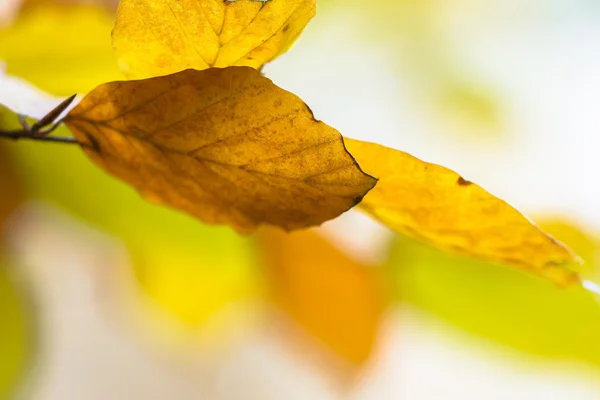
<box><xmin>64</xmin><ymin>67</ymin><xmax>376</xmax><ymax>233</ymax></box>
<box><xmin>0</xmin><ymin>139</ymin><xmax>28</xmax><ymax>400</ymax></box>
<box><xmin>0</xmin><ymin>258</ymin><xmax>31</xmax><ymax>400</ymax></box>
<box><xmin>388</xmin><ymin>220</ymin><xmax>600</xmax><ymax>366</ymax></box>
<box><xmin>345</xmin><ymin>139</ymin><xmax>581</xmax><ymax>285</ymax></box>
<box><xmin>112</xmin><ymin>0</ymin><xmax>316</xmax><ymax>79</ymax></box>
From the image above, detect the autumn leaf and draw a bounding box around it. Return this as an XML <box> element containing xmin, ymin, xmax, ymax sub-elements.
<box><xmin>112</xmin><ymin>0</ymin><xmax>316</xmax><ymax>79</ymax></box>
<box><xmin>345</xmin><ymin>139</ymin><xmax>581</xmax><ymax>285</ymax></box>
<box><xmin>259</xmin><ymin>227</ymin><xmax>386</xmax><ymax>365</ymax></box>
<box><xmin>0</xmin><ymin>3</ymin><xmax>121</xmax><ymax>95</ymax></box>
<box><xmin>64</xmin><ymin>67</ymin><xmax>376</xmax><ymax>232</ymax></box>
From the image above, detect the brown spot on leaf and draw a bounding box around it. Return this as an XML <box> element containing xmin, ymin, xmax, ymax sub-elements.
<box><xmin>283</xmin><ymin>24</ymin><xmax>290</xmax><ymax>32</ymax></box>
<box><xmin>457</xmin><ymin>176</ymin><xmax>472</xmax><ymax>186</ymax></box>
<box><xmin>344</xmin><ymin>138</ymin><xmax>582</xmax><ymax>286</ymax></box>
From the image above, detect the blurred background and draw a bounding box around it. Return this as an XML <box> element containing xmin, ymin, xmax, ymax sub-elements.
<box><xmin>1</xmin><ymin>0</ymin><xmax>600</xmax><ymax>399</ymax></box>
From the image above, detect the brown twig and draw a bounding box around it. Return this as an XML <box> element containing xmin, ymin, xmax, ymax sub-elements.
<box><xmin>0</xmin><ymin>94</ymin><xmax>81</xmax><ymax>145</ymax></box>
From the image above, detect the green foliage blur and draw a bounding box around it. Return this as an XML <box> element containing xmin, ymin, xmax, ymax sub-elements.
<box><xmin>0</xmin><ymin>257</ymin><xmax>30</xmax><ymax>400</ymax></box>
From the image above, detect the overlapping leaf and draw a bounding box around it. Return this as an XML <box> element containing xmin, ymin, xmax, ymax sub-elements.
<box><xmin>112</xmin><ymin>0</ymin><xmax>316</xmax><ymax>79</ymax></box>
<box><xmin>345</xmin><ymin>139</ymin><xmax>581</xmax><ymax>285</ymax></box>
<box><xmin>64</xmin><ymin>67</ymin><xmax>376</xmax><ymax>232</ymax></box>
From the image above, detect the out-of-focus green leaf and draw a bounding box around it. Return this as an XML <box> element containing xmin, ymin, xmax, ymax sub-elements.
<box><xmin>388</xmin><ymin>220</ymin><xmax>600</xmax><ymax>366</ymax></box>
<box><xmin>0</xmin><ymin>142</ymin><xmax>29</xmax><ymax>399</ymax></box>
<box><xmin>0</xmin><ymin>258</ymin><xmax>31</xmax><ymax>399</ymax></box>
<box><xmin>0</xmin><ymin>4</ymin><xmax>121</xmax><ymax>96</ymax></box>
<box><xmin>317</xmin><ymin>0</ymin><xmax>503</xmax><ymax>136</ymax></box>
<box><xmin>436</xmin><ymin>79</ymin><xmax>503</xmax><ymax>138</ymax></box>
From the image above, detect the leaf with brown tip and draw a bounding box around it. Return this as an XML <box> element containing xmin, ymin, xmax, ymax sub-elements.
<box><xmin>112</xmin><ymin>0</ymin><xmax>316</xmax><ymax>79</ymax></box>
<box><xmin>64</xmin><ymin>67</ymin><xmax>376</xmax><ymax>233</ymax></box>
<box><xmin>345</xmin><ymin>139</ymin><xmax>581</xmax><ymax>286</ymax></box>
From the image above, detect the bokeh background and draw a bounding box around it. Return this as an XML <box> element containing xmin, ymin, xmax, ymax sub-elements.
<box><xmin>1</xmin><ymin>0</ymin><xmax>600</xmax><ymax>399</ymax></box>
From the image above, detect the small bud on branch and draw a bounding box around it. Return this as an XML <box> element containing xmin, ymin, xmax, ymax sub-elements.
<box><xmin>0</xmin><ymin>94</ymin><xmax>81</xmax><ymax>145</ymax></box>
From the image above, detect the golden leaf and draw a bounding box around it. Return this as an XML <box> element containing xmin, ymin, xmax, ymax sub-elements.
<box><xmin>259</xmin><ymin>227</ymin><xmax>386</xmax><ymax>365</ymax></box>
<box><xmin>64</xmin><ymin>67</ymin><xmax>376</xmax><ymax>233</ymax></box>
<box><xmin>345</xmin><ymin>139</ymin><xmax>581</xmax><ymax>285</ymax></box>
<box><xmin>112</xmin><ymin>0</ymin><xmax>316</xmax><ymax>79</ymax></box>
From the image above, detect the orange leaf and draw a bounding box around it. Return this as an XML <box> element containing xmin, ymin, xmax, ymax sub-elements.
<box><xmin>259</xmin><ymin>227</ymin><xmax>387</xmax><ymax>365</ymax></box>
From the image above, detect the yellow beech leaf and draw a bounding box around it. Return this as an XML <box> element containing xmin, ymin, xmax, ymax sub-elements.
<box><xmin>345</xmin><ymin>139</ymin><xmax>581</xmax><ymax>286</ymax></box>
<box><xmin>112</xmin><ymin>0</ymin><xmax>316</xmax><ymax>79</ymax></box>
<box><xmin>259</xmin><ymin>227</ymin><xmax>386</xmax><ymax>365</ymax></box>
<box><xmin>64</xmin><ymin>67</ymin><xmax>376</xmax><ymax>233</ymax></box>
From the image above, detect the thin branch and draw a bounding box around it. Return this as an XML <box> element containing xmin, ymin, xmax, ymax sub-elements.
<box><xmin>0</xmin><ymin>131</ymin><xmax>80</xmax><ymax>144</ymax></box>
<box><xmin>0</xmin><ymin>94</ymin><xmax>83</xmax><ymax>146</ymax></box>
